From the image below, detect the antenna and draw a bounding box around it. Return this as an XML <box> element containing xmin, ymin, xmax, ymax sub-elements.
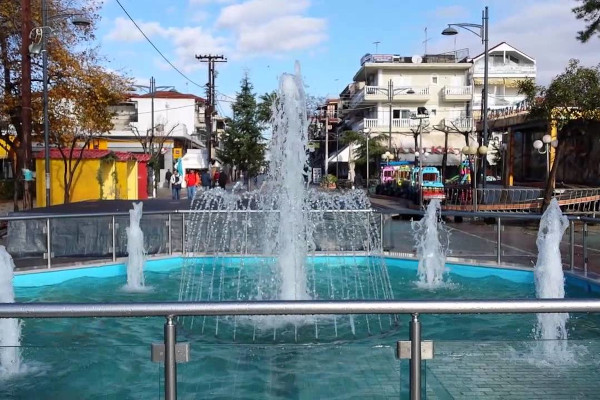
<box><xmin>423</xmin><ymin>27</ymin><xmax>431</xmax><ymax>54</ymax></box>
<box><xmin>373</xmin><ymin>41</ymin><xmax>381</xmax><ymax>53</ymax></box>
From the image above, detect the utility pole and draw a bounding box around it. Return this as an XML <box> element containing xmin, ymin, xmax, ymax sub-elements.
<box><xmin>195</xmin><ymin>54</ymin><xmax>227</xmax><ymax>167</ymax></box>
<box><xmin>324</xmin><ymin>107</ymin><xmax>329</xmax><ymax>176</ymax></box>
<box><xmin>388</xmin><ymin>79</ymin><xmax>393</xmax><ymax>151</ymax></box>
<box><xmin>20</xmin><ymin>0</ymin><xmax>32</xmax><ymax>209</ymax></box>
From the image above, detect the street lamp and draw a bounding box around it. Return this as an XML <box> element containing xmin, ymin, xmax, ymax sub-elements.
<box><xmin>29</xmin><ymin>4</ymin><xmax>91</xmax><ymax>207</ymax></box>
<box><xmin>373</xmin><ymin>80</ymin><xmax>415</xmax><ymax>150</ymax></box>
<box><xmin>461</xmin><ymin>144</ymin><xmax>488</xmax><ymax>212</ymax></box>
<box><xmin>442</xmin><ymin>6</ymin><xmax>490</xmax><ymax>187</ymax></box>
<box><xmin>533</xmin><ymin>134</ymin><xmax>558</xmax><ymax>182</ymax></box>
<box><xmin>363</xmin><ymin>128</ymin><xmax>371</xmax><ymax>190</ymax></box>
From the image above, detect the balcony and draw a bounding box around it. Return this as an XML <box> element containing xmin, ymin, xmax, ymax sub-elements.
<box><xmin>349</xmin><ymin>86</ymin><xmax>430</xmax><ymax>108</ymax></box>
<box><xmin>474</xmin><ymin>64</ymin><xmax>536</xmax><ymax>76</ymax></box>
<box><xmin>443</xmin><ymin>86</ymin><xmax>472</xmax><ymax>102</ymax></box>
<box><xmin>442</xmin><ymin>117</ymin><xmax>473</xmax><ymax>131</ymax></box>
<box><xmin>363</xmin><ymin>118</ymin><xmax>419</xmax><ymax>133</ymax></box>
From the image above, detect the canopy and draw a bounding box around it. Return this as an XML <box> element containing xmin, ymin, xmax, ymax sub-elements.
<box><xmin>327</xmin><ymin>146</ymin><xmax>351</xmax><ymax>163</ymax></box>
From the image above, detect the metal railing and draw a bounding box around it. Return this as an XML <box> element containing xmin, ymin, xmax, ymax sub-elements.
<box><xmin>443</xmin><ymin>85</ymin><xmax>472</xmax><ymax>96</ymax></box>
<box><xmin>2</xmin><ymin>299</ymin><xmax>600</xmax><ymax>399</ymax></box>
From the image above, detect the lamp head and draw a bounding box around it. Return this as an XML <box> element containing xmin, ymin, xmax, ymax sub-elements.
<box><xmin>406</xmin><ymin>89</ymin><xmax>415</xmax><ymax>94</ymax></box>
<box><xmin>461</xmin><ymin>146</ymin><xmax>470</xmax><ymax>155</ymax></box>
<box><xmin>478</xmin><ymin>145</ymin><xmax>488</xmax><ymax>155</ymax></box>
<box><xmin>468</xmin><ymin>145</ymin><xmax>478</xmax><ymax>155</ymax></box>
<box><xmin>542</xmin><ymin>134</ymin><xmax>552</xmax><ymax>144</ymax></box>
<box><xmin>363</xmin><ymin>128</ymin><xmax>370</xmax><ymax>134</ymax></box>
<box><xmin>71</xmin><ymin>15</ymin><xmax>92</xmax><ymax>27</ymax></box>
<box><xmin>442</xmin><ymin>26</ymin><xmax>458</xmax><ymax>36</ymax></box>
<box><xmin>28</xmin><ymin>42</ymin><xmax>43</xmax><ymax>55</ymax></box>
<box><xmin>551</xmin><ymin>139</ymin><xmax>559</xmax><ymax>148</ymax></box>
<box><xmin>533</xmin><ymin>140</ymin><xmax>543</xmax><ymax>150</ymax></box>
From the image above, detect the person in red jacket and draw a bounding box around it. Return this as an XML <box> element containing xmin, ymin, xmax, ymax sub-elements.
<box><xmin>185</xmin><ymin>170</ymin><xmax>197</xmax><ymax>199</ymax></box>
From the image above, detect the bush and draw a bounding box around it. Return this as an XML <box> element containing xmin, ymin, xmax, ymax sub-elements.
<box><xmin>320</xmin><ymin>174</ymin><xmax>338</xmax><ymax>187</ymax></box>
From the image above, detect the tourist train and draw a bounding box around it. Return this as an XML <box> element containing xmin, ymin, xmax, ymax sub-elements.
<box><xmin>376</xmin><ymin>161</ymin><xmax>446</xmax><ymax>203</ymax></box>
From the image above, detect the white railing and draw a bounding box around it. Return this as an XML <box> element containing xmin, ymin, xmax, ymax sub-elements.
<box><xmin>364</xmin><ymin>118</ymin><xmax>379</xmax><ymax>128</ymax></box>
<box><xmin>392</xmin><ymin>118</ymin><xmax>411</xmax><ymax>128</ymax></box>
<box><xmin>444</xmin><ymin>86</ymin><xmax>472</xmax><ymax>96</ymax></box>
<box><xmin>364</xmin><ymin>86</ymin><xmax>430</xmax><ymax>97</ymax></box>
<box><xmin>474</xmin><ymin>64</ymin><xmax>536</xmax><ymax>74</ymax></box>
<box><xmin>362</xmin><ymin>118</ymin><xmax>414</xmax><ymax>130</ymax></box>
<box><xmin>445</xmin><ymin>117</ymin><xmax>473</xmax><ymax>130</ymax></box>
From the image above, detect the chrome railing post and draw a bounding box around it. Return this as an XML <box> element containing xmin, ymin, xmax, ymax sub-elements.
<box><xmin>496</xmin><ymin>217</ymin><xmax>501</xmax><ymax>264</ymax></box>
<box><xmin>570</xmin><ymin>220</ymin><xmax>575</xmax><ymax>272</ymax></box>
<box><xmin>181</xmin><ymin>213</ymin><xmax>186</xmax><ymax>254</ymax></box>
<box><xmin>46</xmin><ymin>218</ymin><xmax>51</xmax><ymax>269</ymax></box>
<box><xmin>380</xmin><ymin>213</ymin><xmax>384</xmax><ymax>252</ymax></box>
<box><xmin>111</xmin><ymin>215</ymin><xmax>117</xmax><ymax>262</ymax></box>
<box><xmin>168</xmin><ymin>214</ymin><xmax>173</xmax><ymax>255</ymax></box>
<box><xmin>409</xmin><ymin>313</ymin><xmax>422</xmax><ymax>400</ymax></box>
<box><xmin>583</xmin><ymin>222</ymin><xmax>588</xmax><ymax>277</ymax></box>
<box><xmin>164</xmin><ymin>316</ymin><xmax>177</xmax><ymax>400</ymax></box>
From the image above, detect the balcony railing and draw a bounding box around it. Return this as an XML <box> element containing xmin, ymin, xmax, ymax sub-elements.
<box><xmin>362</xmin><ymin>118</ymin><xmax>415</xmax><ymax>130</ymax></box>
<box><xmin>474</xmin><ymin>64</ymin><xmax>536</xmax><ymax>74</ymax></box>
<box><xmin>443</xmin><ymin>117</ymin><xmax>473</xmax><ymax>130</ymax></box>
<box><xmin>444</xmin><ymin>86</ymin><xmax>472</xmax><ymax>96</ymax></box>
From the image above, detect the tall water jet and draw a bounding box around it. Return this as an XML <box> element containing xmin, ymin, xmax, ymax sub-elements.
<box><xmin>124</xmin><ymin>202</ymin><xmax>146</xmax><ymax>291</ymax></box>
<box><xmin>0</xmin><ymin>246</ymin><xmax>22</xmax><ymax>376</ymax></box>
<box><xmin>534</xmin><ymin>198</ymin><xmax>570</xmax><ymax>360</ymax></box>
<box><xmin>412</xmin><ymin>199</ymin><xmax>448</xmax><ymax>289</ymax></box>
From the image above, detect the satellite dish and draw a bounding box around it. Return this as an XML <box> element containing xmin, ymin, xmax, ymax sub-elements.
<box><xmin>412</xmin><ymin>55</ymin><xmax>423</xmax><ymax>64</ymax></box>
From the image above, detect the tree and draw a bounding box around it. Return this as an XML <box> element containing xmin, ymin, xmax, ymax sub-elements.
<box><xmin>573</xmin><ymin>0</ymin><xmax>600</xmax><ymax>42</ymax></box>
<box><xmin>217</xmin><ymin>74</ymin><xmax>266</xmax><ymax>182</ymax></box>
<box><xmin>257</xmin><ymin>91</ymin><xmax>277</xmax><ymax>124</ymax></box>
<box><xmin>45</xmin><ymin>64</ymin><xmax>131</xmax><ymax>203</ymax></box>
<box><xmin>518</xmin><ymin>59</ymin><xmax>600</xmax><ymax>207</ymax></box>
<box><xmin>0</xmin><ymin>0</ymin><xmax>107</xmax><ymax>209</ymax></box>
<box><xmin>341</xmin><ymin>130</ymin><xmax>389</xmax><ymax>179</ymax></box>
<box><xmin>433</xmin><ymin>119</ymin><xmax>473</xmax><ymax>181</ymax></box>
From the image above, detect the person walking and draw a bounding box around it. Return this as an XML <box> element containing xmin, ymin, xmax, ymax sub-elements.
<box><xmin>201</xmin><ymin>169</ymin><xmax>211</xmax><ymax>190</ymax></box>
<box><xmin>170</xmin><ymin>171</ymin><xmax>182</xmax><ymax>200</ymax></box>
<box><xmin>185</xmin><ymin>170</ymin><xmax>197</xmax><ymax>199</ymax></box>
<box><xmin>165</xmin><ymin>169</ymin><xmax>172</xmax><ymax>189</ymax></box>
<box><xmin>218</xmin><ymin>169</ymin><xmax>227</xmax><ymax>189</ymax></box>
<box><xmin>212</xmin><ymin>170</ymin><xmax>220</xmax><ymax>189</ymax></box>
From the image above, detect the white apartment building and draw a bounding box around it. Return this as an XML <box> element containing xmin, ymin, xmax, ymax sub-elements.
<box><xmin>472</xmin><ymin>42</ymin><xmax>536</xmax><ymax>116</ymax></box>
<box><xmin>339</xmin><ymin>52</ymin><xmax>473</xmax><ymax>167</ymax></box>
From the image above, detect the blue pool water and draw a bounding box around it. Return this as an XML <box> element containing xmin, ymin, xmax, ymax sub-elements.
<box><xmin>4</xmin><ymin>257</ymin><xmax>600</xmax><ymax>399</ymax></box>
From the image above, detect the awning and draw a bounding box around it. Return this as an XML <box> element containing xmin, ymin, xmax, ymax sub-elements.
<box><xmin>328</xmin><ymin>146</ymin><xmax>350</xmax><ymax>163</ymax></box>
<box><xmin>474</xmin><ymin>78</ymin><xmax>506</xmax><ymax>85</ymax></box>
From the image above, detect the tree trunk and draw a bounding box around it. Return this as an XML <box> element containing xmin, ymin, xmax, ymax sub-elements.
<box><xmin>542</xmin><ymin>140</ymin><xmax>564</xmax><ymax>211</ymax></box>
<box><xmin>63</xmin><ymin>163</ymin><xmax>70</xmax><ymax>204</ymax></box>
<box><xmin>20</xmin><ymin>0</ymin><xmax>32</xmax><ymax>210</ymax></box>
<box><xmin>13</xmin><ymin>149</ymin><xmax>23</xmax><ymax>212</ymax></box>
<box><xmin>441</xmin><ymin>131</ymin><xmax>449</xmax><ymax>180</ymax></box>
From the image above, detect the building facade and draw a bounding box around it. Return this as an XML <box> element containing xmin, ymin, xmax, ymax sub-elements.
<box><xmin>339</xmin><ymin>51</ymin><xmax>474</xmax><ymax>173</ymax></box>
<box><xmin>472</xmin><ymin>42</ymin><xmax>536</xmax><ymax>119</ymax></box>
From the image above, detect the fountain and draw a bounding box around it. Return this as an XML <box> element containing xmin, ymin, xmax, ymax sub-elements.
<box><xmin>178</xmin><ymin>63</ymin><xmax>395</xmax><ymax>341</ymax></box>
<box><xmin>412</xmin><ymin>199</ymin><xmax>449</xmax><ymax>289</ymax></box>
<box><xmin>124</xmin><ymin>202</ymin><xmax>147</xmax><ymax>291</ymax></box>
<box><xmin>533</xmin><ymin>198</ymin><xmax>570</xmax><ymax>361</ymax></box>
<box><xmin>0</xmin><ymin>245</ymin><xmax>22</xmax><ymax>377</ymax></box>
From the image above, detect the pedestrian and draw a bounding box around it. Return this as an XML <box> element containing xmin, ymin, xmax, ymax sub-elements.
<box><xmin>184</xmin><ymin>170</ymin><xmax>197</xmax><ymax>199</ymax></box>
<box><xmin>170</xmin><ymin>171</ymin><xmax>182</xmax><ymax>200</ymax></box>
<box><xmin>201</xmin><ymin>169</ymin><xmax>211</xmax><ymax>190</ymax></box>
<box><xmin>194</xmin><ymin>170</ymin><xmax>201</xmax><ymax>192</ymax></box>
<box><xmin>165</xmin><ymin>169</ymin><xmax>172</xmax><ymax>189</ymax></box>
<box><xmin>218</xmin><ymin>169</ymin><xmax>227</xmax><ymax>189</ymax></box>
<box><xmin>213</xmin><ymin>170</ymin><xmax>220</xmax><ymax>189</ymax></box>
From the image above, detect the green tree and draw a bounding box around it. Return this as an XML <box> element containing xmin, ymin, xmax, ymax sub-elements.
<box><xmin>217</xmin><ymin>74</ymin><xmax>266</xmax><ymax>181</ymax></box>
<box><xmin>257</xmin><ymin>91</ymin><xmax>277</xmax><ymax>124</ymax></box>
<box><xmin>341</xmin><ymin>130</ymin><xmax>389</xmax><ymax>179</ymax></box>
<box><xmin>573</xmin><ymin>0</ymin><xmax>600</xmax><ymax>42</ymax></box>
<box><xmin>518</xmin><ymin>59</ymin><xmax>600</xmax><ymax>208</ymax></box>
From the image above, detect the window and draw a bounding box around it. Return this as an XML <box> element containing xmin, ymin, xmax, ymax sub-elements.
<box><xmin>508</xmin><ymin>55</ymin><xmax>520</xmax><ymax>64</ymax></box>
<box><xmin>431</xmin><ymin>75</ymin><xmax>438</xmax><ymax>84</ymax></box>
<box><xmin>430</xmin><ymin>109</ymin><xmax>437</xmax><ymax>116</ymax></box>
<box><xmin>393</xmin><ymin>109</ymin><xmax>401</xmax><ymax>119</ymax></box>
<box><xmin>393</xmin><ymin>109</ymin><xmax>411</xmax><ymax>119</ymax></box>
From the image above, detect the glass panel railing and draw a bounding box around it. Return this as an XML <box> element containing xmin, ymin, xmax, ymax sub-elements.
<box><xmin>497</xmin><ymin>219</ymin><xmax>538</xmax><ymax>267</ymax></box>
<box><xmin>0</xmin><ymin>344</ymin><xmax>159</xmax><ymax>399</ymax></box>
<box><xmin>444</xmin><ymin>218</ymin><xmax>496</xmax><ymax>262</ymax></box>
<box><xmin>175</xmin><ymin>342</ymin><xmax>399</xmax><ymax>399</ymax></box>
<box><xmin>426</xmin><ymin>339</ymin><xmax>600</xmax><ymax>399</ymax></box>
<box><xmin>52</xmin><ymin>216</ymin><xmax>113</xmax><ymax>266</ymax></box>
<box><xmin>6</xmin><ymin>218</ymin><xmax>50</xmax><ymax>269</ymax></box>
<box><xmin>584</xmin><ymin>222</ymin><xmax>600</xmax><ymax>277</ymax></box>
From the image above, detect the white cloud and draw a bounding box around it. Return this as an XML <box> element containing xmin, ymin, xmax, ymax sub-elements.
<box><xmin>217</xmin><ymin>0</ymin><xmax>310</xmax><ymax>28</ymax></box>
<box><xmin>189</xmin><ymin>0</ymin><xmax>234</xmax><ymax>4</ymax></box>
<box><xmin>164</xmin><ymin>26</ymin><xmax>229</xmax><ymax>73</ymax></box>
<box><xmin>105</xmin><ymin>16</ymin><xmax>166</xmax><ymax>42</ymax></box>
<box><xmin>432</xmin><ymin>5</ymin><xmax>468</xmax><ymax>19</ymax></box>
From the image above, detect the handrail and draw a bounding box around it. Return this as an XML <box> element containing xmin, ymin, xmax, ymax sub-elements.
<box><xmin>1</xmin><ymin>299</ymin><xmax>600</xmax><ymax>318</ymax></box>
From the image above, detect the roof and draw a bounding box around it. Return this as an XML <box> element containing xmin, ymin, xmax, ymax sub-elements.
<box><xmin>34</xmin><ymin>149</ymin><xmax>151</xmax><ymax>162</ymax></box>
<box><xmin>470</xmin><ymin>42</ymin><xmax>535</xmax><ymax>63</ymax></box>
<box><xmin>130</xmin><ymin>90</ymin><xmax>205</xmax><ymax>103</ymax></box>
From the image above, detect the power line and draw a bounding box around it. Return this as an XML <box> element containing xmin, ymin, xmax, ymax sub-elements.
<box><xmin>114</xmin><ymin>0</ymin><xmax>204</xmax><ymax>89</ymax></box>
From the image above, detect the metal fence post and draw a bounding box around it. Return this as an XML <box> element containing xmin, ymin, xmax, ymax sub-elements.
<box><xmin>496</xmin><ymin>217</ymin><xmax>501</xmax><ymax>265</ymax></box>
<box><xmin>112</xmin><ymin>215</ymin><xmax>117</xmax><ymax>262</ymax></box>
<box><xmin>46</xmin><ymin>218</ymin><xmax>51</xmax><ymax>269</ymax></box>
<box><xmin>181</xmin><ymin>213</ymin><xmax>186</xmax><ymax>254</ymax></box>
<box><xmin>409</xmin><ymin>313</ymin><xmax>422</xmax><ymax>400</ymax></box>
<box><xmin>380</xmin><ymin>213</ymin><xmax>384</xmax><ymax>252</ymax></box>
<box><xmin>570</xmin><ymin>220</ymin><xmax>575</xmax><ymax>272</ymax></box>
<box><xmin>164</xmin><ymin>316</ymin><xmax>177</xmax><ymax>400</ymax></box>
<box><xmin>583</xmin><ymin>222</ymin><xmax>588</xmax><ymax>277</ymax></box>
<box><xmin>168</xmin><ymin>214</ymin><xmax>173</xmax><ymax>255</ymax></box>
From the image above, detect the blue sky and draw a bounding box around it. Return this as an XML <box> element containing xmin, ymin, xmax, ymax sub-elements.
<box><xmin>96</xmin><ymin>0</ymin><xmax>599</xmax><ymax>116</ymax></box>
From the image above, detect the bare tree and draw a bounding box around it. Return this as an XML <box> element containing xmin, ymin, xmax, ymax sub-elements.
<box><xmin>433</xmin><ymin>118</ymin><xmax>475</xmax><ymax>180</ymax></box>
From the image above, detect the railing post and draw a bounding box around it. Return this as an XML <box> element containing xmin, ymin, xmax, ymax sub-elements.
<box><xmin>164</xmin><ymin>316</ymin><xmax>177</xmax><ymax>400</ymax></box>
<box><xmin>583</xmin><ymin>222</ymin><xmax>588</xmax><ymax>277</ymax></box>
<box><xmin>409</xmin><ymin>313</ymin><xmax>422</xmax><ymax>400</ymax></box>
<box><xmin>46</xmin><ymin>218</ymin><xmax>51</xmax><ymax>269</ymax></box>
<box><xmin>380</xmin><ymin>213</ymin><xmax>384</xmax><ymax>252</ymax></box>
<box><xmin>570</xmin><ymin>220</ymin><xmax>575</xmax><ymax>272</ymax></box>
<box><xmin>496</xmin><ymin>217</ymin><xmax>501</xmax><ymax>265</ymax></box>
<box><xmin>112</xmin><ymin>215</ymin><xmax>117</xmax><ymax>262</ymax></box>
<box><xmin>181</xmin><ymin>213</ymin><xmax>186</xmax><ymax>254</ymax></box>
<box><xmin>168</xmin><ymin>214</ymin><xmax>173</xmax><ymax>255</ymax></box>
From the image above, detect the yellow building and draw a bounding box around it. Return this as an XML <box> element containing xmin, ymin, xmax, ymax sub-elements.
<box><xmin>34</xmin><ymin>149</ymin><xmax>150</xmax><ymax>207</ymax></box>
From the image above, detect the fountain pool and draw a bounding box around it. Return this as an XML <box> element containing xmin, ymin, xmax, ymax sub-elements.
<box><xmin>4</xmin><ymin>256</ymin><xmax>600</xmax><ymax>398</ymax></box>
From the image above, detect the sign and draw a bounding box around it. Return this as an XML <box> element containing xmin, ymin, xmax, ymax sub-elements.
<box><xmin>173</xmin><ymin>148</ymin><xmax>182</xmax><ymax>158</ymax></box>
<box><xmin>372</xmin><ymin>54</ymin><xmax>394</xmax><ymax>63</ymax></box>
<box><xmin>308</xmin><ymin>142</ymin><xmax>320</xmax><ymax>151</ymax></box>
<box><xmin>312</xmin><ymin>168</ymin><xmax>322</xmax><ymax>184</ymax></box>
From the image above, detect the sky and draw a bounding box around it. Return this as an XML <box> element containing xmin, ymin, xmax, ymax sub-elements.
<box><xmin>96</xmin><ymin>0</ymin><xmax>600</xmax><ymax>116</ymax></box>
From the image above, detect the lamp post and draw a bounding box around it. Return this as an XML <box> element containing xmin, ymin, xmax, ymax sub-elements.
<box><xmin>442</xmin><ymin>6</ymin><xmax>489</xmax><ymax>187</ymax></box>
<box><xmin>411</xmin><ymin>109</ymin><xmax>430</xmax><ymax>209</ymax></box>
<box><xmin>363</xmin><ymin>128</ymin><xmax>371</xmax><ymax>190</ymax></box>
<box><xmin>533</xmin><ymin>134</ymin><xmax>558</xmax><ymax>182</ymax></box>
<box><xmin>29</xmin><ymin>4</ymin><xmax>90</xmax><ymax>207</ymax></box>
<box><xmin>373</xmin><ymin>80</ymin><xmax>415</xmax><ymax>150</ymax></box>
<box><xmin>461</xmin><ymin>145</ymin><xmax>488</xmax><ymax>212</ymax></box>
